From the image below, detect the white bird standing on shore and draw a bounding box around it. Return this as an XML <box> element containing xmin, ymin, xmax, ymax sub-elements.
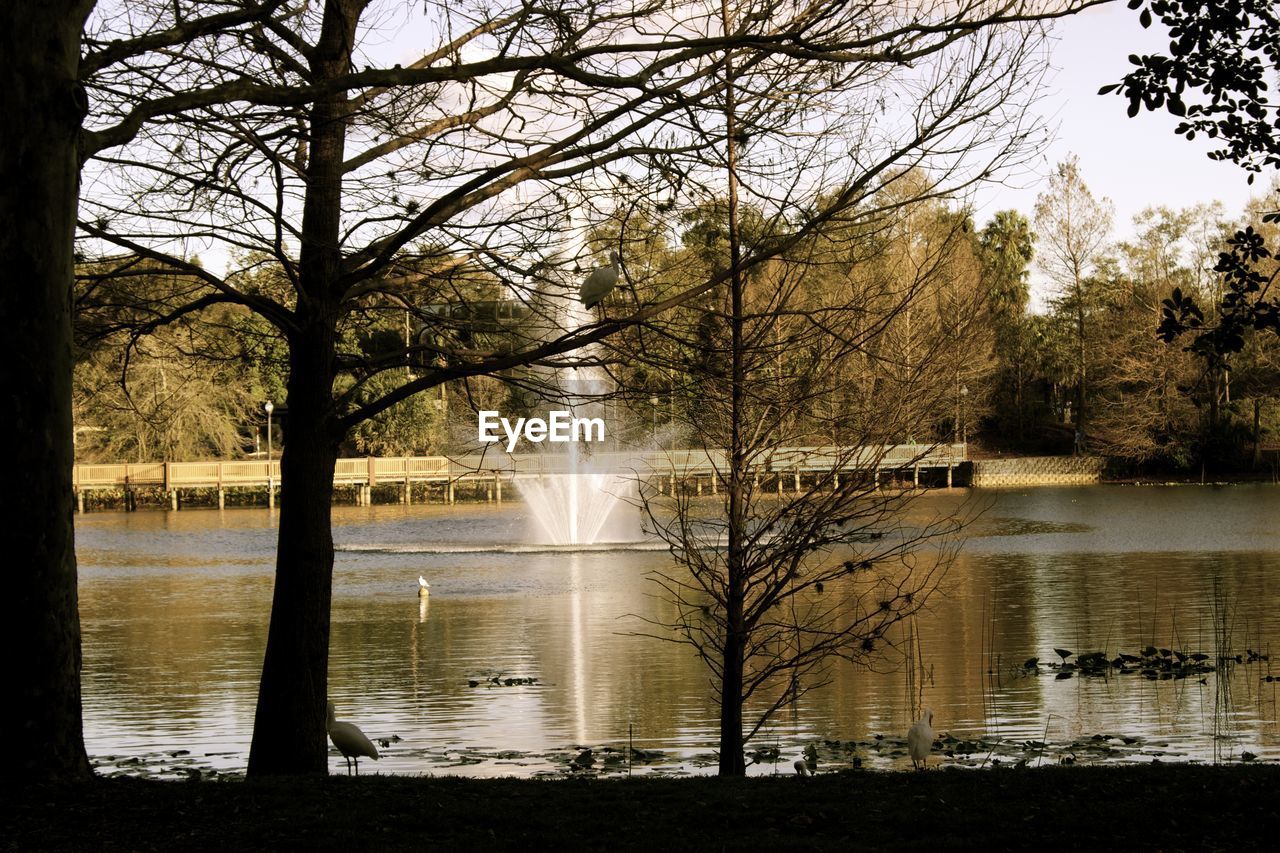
<box><xmin>326</xmin><ymin>701</ymin><xmax>380</xmax><ymax>776</ymax></box>
<box><xmin>907</xmin><ymin>708</ymin><xmax>935</xmax><ymax>770</ymax></box>
<box><xmin>418</xmin><ymin>575</ymin><xmax>430</xmax><ymax>598</ymax></box>
<box><xmin>580</xmin><ymin>250</ymin><xmax>620</xmax><ymax>308</ymax></box>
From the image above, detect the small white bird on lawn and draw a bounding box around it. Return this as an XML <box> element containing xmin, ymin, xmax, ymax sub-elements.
<box><xmin>326</xmin><ymin>701</ymin><xmax>380</xmax><ymax>776</ymax></box>
<box><xmin>580</xmin><ymin>250</ymin><xmax>620</xmax><ymax>308</ymax></box>
<box><xmin>907</xmin><ymin>708</ymin><xmax>935</xmax><ymax>770</ymax></box>
<box><xmin>418</xmin><ymin>575</ymin><xmax>430</xmax><ymax>598</ymax></box>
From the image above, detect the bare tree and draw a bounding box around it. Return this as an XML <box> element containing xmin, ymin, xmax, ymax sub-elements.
<box><xmin>1088</xmin><ymin>206</ymin><xmax>1224</xmax><ymax>465</ymax></box>
<box><xmin>1033</xmin><ymin>155</ymin><xmax>1114</xmax><ymax>451</ymax></box>
<box><xmin>626</xmin><ymin>192</ymin><xmax>988</xmax><ymax>776</ymax></box>
<box><xmin>595</xmin><ymin>2</ymin><xmax>1022</xmax><ymax>771</ymax></box>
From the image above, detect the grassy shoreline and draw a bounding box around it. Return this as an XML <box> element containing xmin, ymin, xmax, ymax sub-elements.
<box><xmin>5</xmin><ymin>765</ymin><xmax>1276</xmax><ymax>851</ymax></box>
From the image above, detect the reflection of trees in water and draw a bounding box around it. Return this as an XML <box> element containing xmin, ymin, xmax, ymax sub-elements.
<box><xmin>76</xmin><ymin>514</ymin><xmax>1280</xmax><ymax>769</ymax></box>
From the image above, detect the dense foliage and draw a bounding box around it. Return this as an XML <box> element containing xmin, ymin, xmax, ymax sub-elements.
<box><xmin>74</xmin><ymin>171</ymin><xmax>1280</xmax><ymax>474</ymax></box>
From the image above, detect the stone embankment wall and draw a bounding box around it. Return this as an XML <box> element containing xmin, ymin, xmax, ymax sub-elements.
<box><xmin>970</xmin><ymin>456</ymin><xmax>1104</xmax><ymax>488</ymax></box>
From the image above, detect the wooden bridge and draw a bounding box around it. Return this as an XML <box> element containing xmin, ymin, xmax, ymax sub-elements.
<box><xmin>72</xmin><ymin>443</ymin><xmax>967</xmax><ymax>510</ymax></box>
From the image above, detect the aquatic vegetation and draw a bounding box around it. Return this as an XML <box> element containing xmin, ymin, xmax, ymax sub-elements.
<box><xmin>466</xmin><ymin>673</ymin><xmax>539</xmax><ymax>688</ymax></box>
<box><xmin>1021</xmin><ymin>644</ymin><xmax>1228</xmax><ymax>680</ymax></box>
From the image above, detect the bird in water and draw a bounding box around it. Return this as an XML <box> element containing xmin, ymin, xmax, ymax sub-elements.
<box><xmin>326</xmin><ymin>701</ymin><xmax>380</xmax><ymax>775</ymax></box>
<box><xmin>907</xmin><ymin>708</ymin><xmax>935</xmax><ymax>770</ymax></box>
<box><xmin>580</xmin><ymin>250</ymin><xmax>620</xmax><ymax>308</ymax></box>
<box><xmin>418</xmin><ymin>575</ymin><xmax>430</xmax><ymax>598</ymax></box>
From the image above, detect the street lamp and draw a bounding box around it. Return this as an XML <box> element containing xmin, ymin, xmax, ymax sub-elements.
<box><xmin>650</xmin><ymin>396</ymin><xmax>659</xmax><ymax>443</ymax></box>
<box><xmin>959</xmin><ymin>385</ymin><xmax>969</xmax><ymax>445</ymax></box>
<box><xmin>264</xmin><ymin>401</ymin><xmax>275</xmax><ymax>508</ymax></box>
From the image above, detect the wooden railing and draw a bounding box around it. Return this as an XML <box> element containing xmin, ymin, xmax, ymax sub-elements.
<box><xmin>72</xmin><ymin>444</ymin><xmax>966</xmax><ymax>491</ymax></box>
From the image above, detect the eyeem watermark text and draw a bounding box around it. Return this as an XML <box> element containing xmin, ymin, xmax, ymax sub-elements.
<box><xmin>478</xmin><ymin>410</ymin><xmax>605</xmax><ymax>452</ymax></box>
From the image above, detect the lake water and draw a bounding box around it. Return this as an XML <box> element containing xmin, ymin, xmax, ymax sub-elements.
<box><xmin>75</xmin><ymin>485</ymin><xmax>1280</xmax><ymax>778</ymax></box>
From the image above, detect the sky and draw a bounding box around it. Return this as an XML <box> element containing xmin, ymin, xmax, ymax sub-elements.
<box><xmin>178</xmin><ymin>2</ymin><xmax>1269</xmax><ymax>286</ymax></box>
<box><xmin>972</xmin><ymin>2</ymin><xmax>1263</xmax><ymax>237</ymax></box>
<box><xmin>967</xmin><ymin>2</ymin><xmax>1273</xmax><ymax>309</ymax></box>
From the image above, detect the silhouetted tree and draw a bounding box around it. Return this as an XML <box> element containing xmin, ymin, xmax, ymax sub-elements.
<box><xmin>2</xmin><ymin>0</ymin><xmax>289</xmax><ymax>783</ymax></box>
<box><xmin>618</xmin><ymin>0</ymin><xmax>1051</xmax><ymax>774</ymax></box>
<box><xmin>1104</xmin><ymin>0</ymin><xmax>1278</xmax><ymax>180</ymax></box>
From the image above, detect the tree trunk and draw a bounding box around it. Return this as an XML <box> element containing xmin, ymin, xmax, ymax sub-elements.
<box><xmin>1014</xmin><ymin>363</ymin><xmax>1024</xmax><ymax>442</ymax></box>
<box><xmin>1207</xmin><ymin>369</ymin><xmax>1221</xmax><ymax>471</ymax></box>
<box><xmin>1252</xmin><ymin>397</ymin><xmax>1263</xmax><ymax>469</ymax></box>
<box><xmin>718</xmin><ymin>12</ymin><xmax>747</xmax><ymax>777</ymax></box>
<box><xmin>1075</xmin><ymin>284</ymin><xmax>1086</xmax><ymax>451</ymax></box>
<box><xmin>247</xmin><ymin>0</ymin><xmax>354</xmax><ymax>776</ymax></box>
<box><xmin>0</xmin><ymin>0</ymin><xmax>94</xmax><ymax>782</ymax></box>
<box><xmin>246</xmin><ymin>321</ymin><xmax>339</xmax><ymax>776</ymax></box>
<box><xmin>718</xmin><ymin>614</ymin><xmax>747</xmax><ymax>776</ymax></box>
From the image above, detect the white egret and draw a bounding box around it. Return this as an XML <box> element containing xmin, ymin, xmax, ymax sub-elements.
<box><xmin>580</xmin><ymin>251</ymin><xmax>620</xmax><ymax>308</ymax></box>
<box><xmin>907</xmin><ymin>708</ymin><xmax>935</xmax><ymax>770</ymax></box>
<box><xmin>326</xmin><ymin>701</ymin><xmax>380</xmax><ymax>776</ymax></box>
<box><xmin>418</xmin><ymin>575</ymin><xmax>430</xmax><ymax>597</ymax></box>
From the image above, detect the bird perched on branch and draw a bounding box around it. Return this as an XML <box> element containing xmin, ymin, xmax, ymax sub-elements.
<box><xmin>907</xmin><ymin>708</ymin><xmax>934</xmax><ymax>770</ymax></box>
<box><xmin>326</xmin><ymin>701</ymin><xmax>380</xmax><ymax>776</ymax></box>
<box><xmin>580</xmin><ymin>250</ymin><xmax>620</xmax><ymax>308</ymax></box>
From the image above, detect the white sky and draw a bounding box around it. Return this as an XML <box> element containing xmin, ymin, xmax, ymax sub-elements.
<box><xmin>969</xmin><ymin>2</ymin><xmax>1275</xmax><ymax>310</ymax></box>
<box><xmin>972</xmin><ymin>2</ymin><xmax>1263</xmax><ymax>237</ymax></box>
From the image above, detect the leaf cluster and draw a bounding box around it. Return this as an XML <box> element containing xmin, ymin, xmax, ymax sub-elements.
<box><xmin>1102</xmin><ymin>0</ymin><xmax>1280</xmax><ymax>181</ymax></box>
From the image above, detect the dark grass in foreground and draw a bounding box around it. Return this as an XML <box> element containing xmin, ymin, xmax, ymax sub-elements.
<box><xmin>4</xmin><ymin>765</ymin><xmax>1277</xmax><ymax>851</ymax></box>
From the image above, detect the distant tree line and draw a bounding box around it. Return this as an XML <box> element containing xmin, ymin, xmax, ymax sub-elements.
<box><xmin>74</xmin><ymin>167</ymin><xmax>1280</xmax><ymax>476</ymax></box>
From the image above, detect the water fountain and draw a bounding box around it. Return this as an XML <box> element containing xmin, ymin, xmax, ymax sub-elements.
<box><xmin>519</xmin><ymin>442</ymin><xmax>638</xmax><ymax>546</ymax></box>
<box><xmin>517</xmin><ymin>249</ymin><xmax>641</xmax><ymax>547</ymax></box>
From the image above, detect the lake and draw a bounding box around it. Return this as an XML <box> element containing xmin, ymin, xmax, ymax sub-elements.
<box><xmin>75</xmin><ymin>484</ymin><xmax>1279</xmax><ymax>777</ymax></box>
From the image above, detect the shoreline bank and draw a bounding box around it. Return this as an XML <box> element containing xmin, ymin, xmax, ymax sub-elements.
<box><xmin>6</xmin><ymin>765</ymin><xmax>1275</xmax><ymax>850</ymax></box>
